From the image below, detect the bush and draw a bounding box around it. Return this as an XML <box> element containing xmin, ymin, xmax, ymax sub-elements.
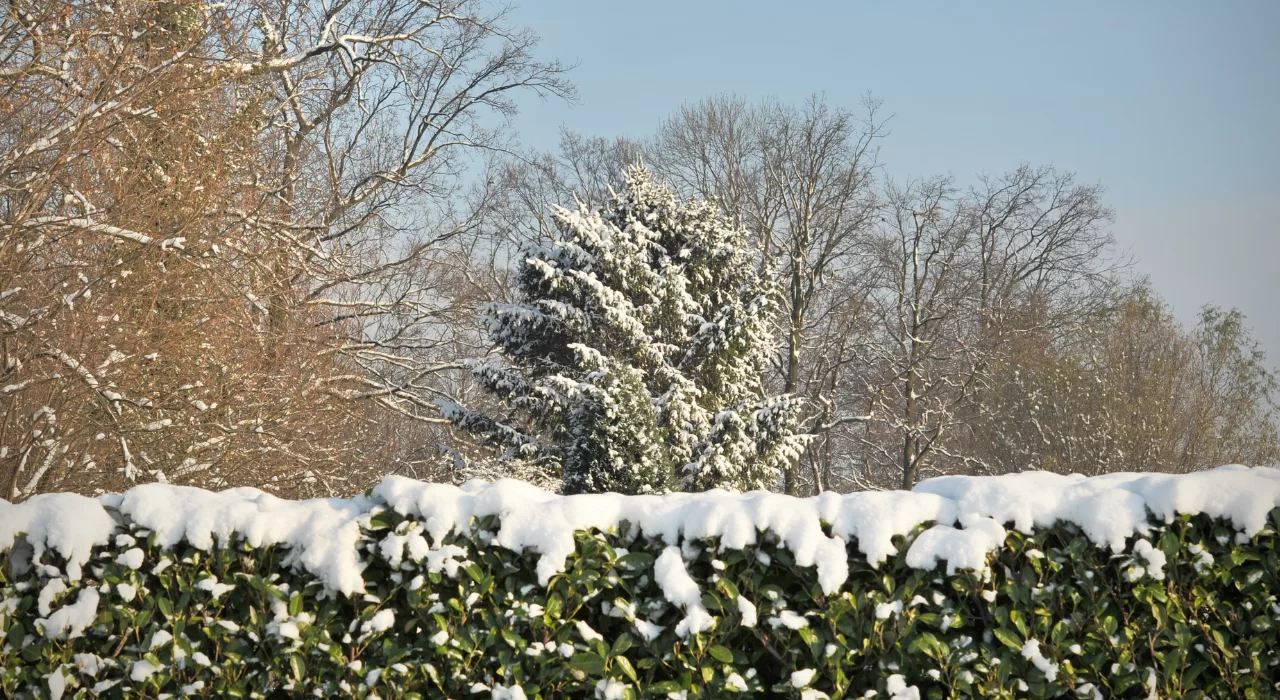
<box><xmin>2</xmin><ymin>472</ymin><xmax>1278</xmax><ymax>699</ymax></box>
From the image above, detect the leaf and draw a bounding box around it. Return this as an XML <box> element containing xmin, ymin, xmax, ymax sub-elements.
<box><xmin>798</xmin><ymin>627</ymin><xmax>818</xmax><ymax>647</ymax></box>
<box><xmin>1184</xmin><ymin>661</ymin><xmax>1211</xmax><ymax>686</ymax></box>
<box><xmin>289</xmin><ymin>654</ymin><xmax>305</xmax><ymax>683</ymax></box>
<box><xmin>368</xmin><ymin>511</ymin><xmax>396</xmax><ymax>531</ymax></box>
<box><xmin>6</xmin><ymin>624</ymin><xmax>23</xmax><ymax>648</ymax></box>
<box><xmin>708</xmin><ymin>645</ymin><xmax>734</xmax><ymax>663</ymax></box>
<box><xmin>908</xmin><ymin>631</ymin><xmax>942</xmax><ymax>658</ymax></box>
<box><xmin>569</xmin><ymin>652</ymin><xmax>606</xmax><ymax>675</ymax></box>
<box><xmin>1050</xmin><ymin>619</ymin><xmax>1069</xmax><ymax>645</ymax></box>
<box><xmin>611</xmin><ymin>633</ymin><xmax>634</xmax><ymax>657</ymax></box>
<box><xmin>615</xmin><ymin>552</ymin><xmax>654</xmax><ymax>569</ymax></box>
<box><xmin>463</xmin><ymin>564</ymin><xmax>483</xmax><ymax>583</ymax></box>
<box><xmin>615</xmin><ymin>654</ymin><xmax>638</xmax><ymax>682</ymax></box>
<box><xmin>1009</xmin><ymin>609</ymin><xmax>1028</xmax><ymax>638</ymax></box>
<box><xmin>993</xmin><ymin>628</ymin><xmax>1022</xmax><ymax>652</ymax></box>
<box><xmin>544</xmin><ymin>594</ymin><xmax>563</xmax><ymax>620</ymax></box>
<box><xmin>501</xmin><ymin>628</ymin><xmax>521</xmax><ymax>648</ymax></box>
<box><xmin>700</xmin><ymin>592</ymin><xmax>723</xmax><ymax>612</ymax></box>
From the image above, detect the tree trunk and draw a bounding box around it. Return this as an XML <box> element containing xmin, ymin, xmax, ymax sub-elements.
<box><xmin>901</xmin><ymin>371</ymin><xmax>918</xmax><ymax>490</ymax></box>
<box><xmin>782</xmin><ymin>304</ymin><xmax>803</xmax><ymax>495</ymax></box>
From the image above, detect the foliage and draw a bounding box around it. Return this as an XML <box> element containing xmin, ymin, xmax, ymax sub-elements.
<box><xmin>3</xmin><ymin>500</ymin><xmax>1277</xmax><ymax>698</ymax></box>
<box><xmin>444</xmin><ymin>167</ymin><xmax>807</xmax><ymax>494</ymax></box>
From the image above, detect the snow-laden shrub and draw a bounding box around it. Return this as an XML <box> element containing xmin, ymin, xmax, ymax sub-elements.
<box><xmin>2</xmin><ymin>467</ymin><xmax>1279</xmax><ymax>698</ymax></box>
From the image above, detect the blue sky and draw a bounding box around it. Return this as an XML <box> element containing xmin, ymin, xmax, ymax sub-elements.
<box><xmin>508</xmin><ymin>0</ymin><xmax>1280</xmax><ymax>359</ymax></box>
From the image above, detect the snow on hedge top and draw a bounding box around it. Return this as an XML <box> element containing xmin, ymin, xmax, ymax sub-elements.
<box><xmin>1</xmin><ymin>465</ymin><xmax>1277</xmax><ymax>597</ymax></box>
<box><xmin>912</xmin><ymin>465</ymin><xmax>1280</xmax><ymax>552</ymax></box>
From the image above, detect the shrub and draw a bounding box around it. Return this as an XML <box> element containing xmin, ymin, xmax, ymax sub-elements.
<box><xmin>2</xmin><ymin>469</ymin><xmax>1278</xmax><ymax>699</ymax></box>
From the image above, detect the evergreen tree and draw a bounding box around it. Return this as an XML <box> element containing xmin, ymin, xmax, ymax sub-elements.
<box><xmin>442</xmin><ymin>167</ymin><xmax>808</xmax><ymax>494</ymax></box>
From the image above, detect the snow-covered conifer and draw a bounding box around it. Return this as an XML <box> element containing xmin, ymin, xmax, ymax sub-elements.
<box><xmin>443</xmin><ymin>166</ymin><xmax>807</xmax><ymax>493</ymax></box>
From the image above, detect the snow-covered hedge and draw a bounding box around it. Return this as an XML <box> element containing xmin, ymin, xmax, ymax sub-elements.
<box><xmin>2</xmin><ymin>466</ymin><xmax>1278</xmax><ymax>699</ymax></box>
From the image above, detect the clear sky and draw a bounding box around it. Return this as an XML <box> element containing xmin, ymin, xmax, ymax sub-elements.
<box><xmin>507</xmin><ymin>0</ymin><xmax>1280</xmax><ymax>362</ymax></box>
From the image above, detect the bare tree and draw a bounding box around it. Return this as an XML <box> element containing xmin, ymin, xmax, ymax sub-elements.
<box><xmin>848</xmin><ymin>163</ymin><xmax>1117</xmax><ymax>489</ymax></box>
<box><xmin>854</xmin><ymin>178</ymin><xmax>986</xmax><ymax>489</ymax></box>
<box><xmin>0</xmin><ymin>0</ymin><xmax>571</xmax><ymax>499</ymax></box>
<box><xmin>974</xmin><ymin>285</ymin><xmax>1279</xmax><ymax>478</ymax></box>
<box><xmin>756</xmin><ymin>97</ymin><xmax>882</xmax><ymax>493</ymax></box>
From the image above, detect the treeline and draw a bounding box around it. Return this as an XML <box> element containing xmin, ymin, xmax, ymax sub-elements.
<box><xmin>1</xmin><ymin>0</ymin><xmax>1275</xmax><ymax>500</ymax></box>
<box><xmin>482</xmin><ymin>98</ymin><xmax>1278</xmax><ymax>492</ymax></box>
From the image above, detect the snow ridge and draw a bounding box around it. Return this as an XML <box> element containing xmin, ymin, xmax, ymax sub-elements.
<box><xmin>1</xmin><ymin>465</ymin><xmax>1277</xmax><ymax>602</ymax></box>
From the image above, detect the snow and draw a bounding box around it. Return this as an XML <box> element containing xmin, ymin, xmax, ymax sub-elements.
<box><xmin>361</xmin><ymin>609</ymin><xmax>395</xmax><ymax>635</ymax></box>
<box><xmin>791</xmin><ymin>668</ymin><xmax>817</xmax><ymax>687</ymax></box>
<box><xmin>116</xmin><ymin>583</ymin><xmax>137</xmax><ymax>602</ymax></box>
<box><xmin>75</xmin><ymin>653</ymin><xmax>103</xmax><ymax>676</ymax></box>
<box><xmin>575</xmin><ymin>620</ymin><xmax>604</xmax><ymax>643</ymax></box>
<box><xmin>380</xmin><ymin>530</ymin><xmax>430</xmax><ymax>568</ymax></box>
<box><xmin>0</xmin><ymin>465</ymin><xmax>1274</xmax><ymax>625</ymax></box>
<box><xmin>491</xmin><ymin>685</ymin><xmax>527</xmax><ymax>700</ymax></box>
<box><xmin>194</xmin><ymin>576</ymin><xmax>234</xmax><ymax>600</ymax></box>
<box><xmin>875</xmin><ymin>601</ymin><xmax>903</xmax><ymax>620</ymax></box>
<box><xmin>149</xmin><ymin>630</ymin><xmax>173</xmax><ymax>650</ymax></box>
<box><xmin>594</xmin><ymin>678</ymin><xmax>627</xmax><ymax>699</ymax></box>
<box><xmin>38</xmin><ymin>588</ymin><xmax>99</xmax><ymax>640</ymax></box>
<box><xmin>654</xmin><ymin>546</ymin><xmax>714</xmax><ymax>636</ymax></box>
<box><xmin>736</xmin><ymin>595</ymin><xmax>758</xmax><ymax>627</ymax></box>
<box><xmin>913</xmin><ymin>465</ymin><xmax>1280</xmax><ymax>553</ymax></box>
<box><xmin>1132</xmin><ymin>539</ymin><xmax>1167</xmax><ymax>580</ymax></box>
<box><xmin>0</xmin><ymin>492</ymin><xmax>115</xmax><ymax>581</ymax></box>
<box><xmin>47</xmin><ymin>666</ymin><xmax>67</xmax><ymax>700</ymax></box>
<box><xmin>104</xmin><ymin>483</ymin><xmax>374</xmax><ymax>595</ymax></box>
<box><xmin>634</xmin><ymin>617</ymin><xmax>664</xmax><ymax>641</ymax></box>
<box><xmin>769</xmin><ymin>609</ymin><xmax>809</xmax><ymax>630</ymax></box>
<box><xmin>725</xmin><ymin>673</ymin><xmax>748</xmax><ymax>691</ymax></box>
<box><xmin>885</xmin><ymin>674</ymin><xmax>920</xmax><ymax>700</ymax></box>
<box><xmin>130</xmin><ymin>659</ymin><xmax>162</xmax><ymax>682</ymax></box>
<box><xmin>377</xmin><ymin>477</ymin><xmax>847</xmax><ymax>594</ymax></box>
<box><xmin>115</xmin><ymin>547</ymin><xmax>144</xmax><ymax>570</ymax></box>
<box><xmin>905</xmin><ymin>513</ymin><xmax>1006</xmax><ymax>575</ymax></box>
<box><xmin>814</xmin><ymin>490</ymin><xmax>956</xmax><ymax>567</ymax></box>
<box><xmin>38</xmin><ymin>579</ymin><xmax>67</xmax><ymax>616</ymax></box>
<box><xmin>1021</xmin><ymin>639</ymin><xmax>1059</xmax><ymax>682</ymax></box>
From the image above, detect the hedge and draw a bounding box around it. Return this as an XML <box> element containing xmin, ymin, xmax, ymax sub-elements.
<box><xmin>2</xmin><ymin>469</ymin><xmax>1278</xmax><ymax>699</ymax></box>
